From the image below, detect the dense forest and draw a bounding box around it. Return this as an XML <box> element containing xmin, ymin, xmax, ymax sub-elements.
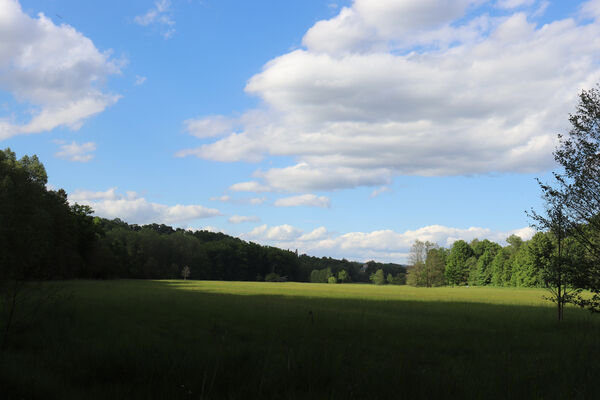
<box><xmin>404</xmin><ymin>234</ymin><xmax>583</xmax><ymax>289</ymax></box>
<box><xmin>0</xmin><ymin>135</ymin><xmax>593</xmax><ymax>293</ymax></box>
<box><xmin>0</xmin><ymin>148</ymin><xmax>405</xmax><ymax>284</ymax></box>
<box><xmin>0</xmin><ymin>146</ymin><xmax>582</xmax><ymax>289</ymax></box>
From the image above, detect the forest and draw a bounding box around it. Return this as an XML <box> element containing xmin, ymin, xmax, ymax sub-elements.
<box><xmin>0</xmin><ymin>147</ymin><xmax>405</xmax><ymax>284</ymax></box>
<box><xmin>0</xmin><ymin>145</ymin><xmax>592</xmax><ymax>292</ymax></box>
<box><xmin>0</xmin><ymin>146</ymin><xmax>560</xmax><ymax>289</ymax></box>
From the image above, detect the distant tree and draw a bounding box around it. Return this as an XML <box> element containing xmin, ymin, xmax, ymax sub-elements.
<box><xmin>310</xmin><ymin>269</ymin><xmax>321</xmax><ymax>283</ymax></box>
<box><xmin>407</xmin><ymin>240</ymin><xmax>438</xmax><ymax>287</ymax></box>
<box><xmin>386</xmin><ymin>273</ymin><xmax>394</xmax><ymax>284</ymax></box>
<box><xmin>328</xmin><ymin>276</ymin><xmax>338</xmax><ymax>284</ymax></box>
<box><xmin>445</xmin><ymin>240</ymin><xmax>474</xmax><ymax>286</ymax></box>
<box><xmin>370</xmin><ymin>269</ymin><xmax>386</xmax><ymax>285</ymax></box>
<box><xmin>181</xmin><ymin>265</ymin><xmax>191</xmax><ymax>280</ymax></box>
<box><xmin>338</xmin><ymin>269</ymin><xmax>350</xmax><ymax>283</ymax></box>
<box><xmin>265</xmin><ymin>272</ymin><xmax>280</xmax><ymax>282</ymax></box>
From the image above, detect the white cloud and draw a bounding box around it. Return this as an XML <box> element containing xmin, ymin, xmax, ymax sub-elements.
<box><xmin>179</xmin><ymin>0</ymin><xmax>600</xmax><ymax>192</ymax></box>
<box><xmin>242</xmin><ymin>223</ymin><xmax>536</xmax><ymax>263</ymax></box>
<box><xmin>0</xmin><ymin>0</ymin><xmax>120</xmax><ymax>140</ymax></box>
<box><xmin>229</xmin><ymin>181</ymin><xmax>271</xmax><ymax>193</ymax></box>
<box><xmin>188</xmin><ymin>226</ymin><xmax>226</xmax><ymax>234</ymax></box>
<box><xmin>210</xmin><ymin>195</ymin><xmax>231</xmax><ymax>202</ymax></box>
<box><xmin>183</xmin><ymin>115</ymin><xmax>234</xmax><ymax>138</ymax></box>
<box><xmin>249</xmin><ymin>197</ymin><xmax>267</xmax><ymax>205</ymax></box>
<box><xmin>209</xmin><ymin>195</ymin><xmax>267</xmax><ymax>205</ymax></box>
<box><xmin>370</xmin><ymin>186</ymin><xmax>391</xmax><ymax>198</ymax></box>
<box><xmin>581</xmin><ymin>0</ymin><xmax>600</xmax><ymax>20</ymax></box>
<box><xmin>69</xmin><ymin>187</ymin><xmax>220</xmax><ymax>225</ymax></box>
<box><xmin>134</xmin><ymin>0</ymin><xmax>175</xmax><ymax>39</ymax></box>
<box><xmin>496</xmin><ymin>0</ymin><xmax>536</xmax><ymax>9</ymax></box>
<box><xmin>54</xmin><ymin>140</ymin><xmax>96</xmax><ymax>162</ymax></box>
<box><xmin>228</xmin><ymin>215</ymin><xmax>260</xmax><ymax>224</ymax></box>
<box><xmin>274</xmin><ymin>194</ymin><xmax>331</xmax><ymax>208</ymax></box>
<box><xmin>135</xmin><ymin>75</ymin><xmax>147</xmax><ymax>85</ymax></box>
<box><xmin>298</xmin><ymin>226</ymin><xmax>329</xmax><ymax>241</ymax></box>
<box><xmin>244</xmin><ymin>224</ymin><xmax>303</xmax><ymax>241</ymax></box>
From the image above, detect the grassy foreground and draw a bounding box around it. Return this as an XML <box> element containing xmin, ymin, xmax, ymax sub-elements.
<box><xmin>1</xmin><ymin>280</ymin><xmax>600</xmax><ymax>399</ymax></box>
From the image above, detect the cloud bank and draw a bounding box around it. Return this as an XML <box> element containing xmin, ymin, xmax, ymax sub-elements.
<box><xmin>0</xmin><ymin>0</ymin><xmax>121</xmax><ymax>140</ymax></box>
<box><xmin>54</xmin><ymin>141</ymin><xmax>96</xmax><ymax>162</ymax></box>
<box><xmin>69</xmin><ymin>187</ymin><xmax>220</xmax><ymax>225</ymax></box>
<box><xmin>179</xmin><ymin>0</ymin><xmax>600</xmax><ymax>193</ymax></box>
<box><xmin>243</xmin><ymin>223</ymin><xmax>536</xmax><ymax>263</ymax></box>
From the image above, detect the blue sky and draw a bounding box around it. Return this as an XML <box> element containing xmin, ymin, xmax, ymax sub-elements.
<box><xmin>2</xmin><ymin>0</ymin><xmax>599</xmax><ymax>262</ymax></box>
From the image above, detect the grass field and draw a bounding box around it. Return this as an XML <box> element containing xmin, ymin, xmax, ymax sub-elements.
<box><xmin>1</xmin><ymin>280</ymin><xmax>600</xmax><ymax>399</ymax></box>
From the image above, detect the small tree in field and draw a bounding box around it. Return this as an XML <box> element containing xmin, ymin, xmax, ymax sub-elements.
<box><xmin>181</xmin><ymin>265</ymin><xmax>191</xmax><ymax>280</ymax></box>
<box><xmin>370</xmin><ymin>269</ymin><xmax>386</xmax><ymax>285</ymax></box>
<box><xmin>338</xmin><ymin>269</ymin><xmax>350</xmax><ymax>283</ymax></box>
<box><xmin>529</xmin><ymin>199</ymin><xmax>583</xmax><ymax>321</ymax></box>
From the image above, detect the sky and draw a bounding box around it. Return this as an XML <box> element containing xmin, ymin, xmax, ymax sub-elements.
<box><xmin>2</xmin><ymin>0</ymin><xmax>600</xmax><ymax>263</ymax></box>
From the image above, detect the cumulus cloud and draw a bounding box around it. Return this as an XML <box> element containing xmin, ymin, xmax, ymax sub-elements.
<box><xmin>210</xmin><ymin>195</ymin><xmax>231</xmax><ymax>202</ymax></box>
<box><xmin>243</xmin><ymin>223</ymin><xmax>536</xmax><ymax>263</ymax></box>
<box><xmin>54</xmin><ymin>140</ymin><xmax>96</xmax><ymax>162</ymax></box>
<box><xmin>134</xmin><ymin>0</ymin><xmax>175</xmax><ymax>39</ymax></box>
<box><xmin>496</xmin><ymin>0</ymin><xmax>536</xmax><ymax>9</ymax></box>
<box><xmin>0</xmin><ymin>0</ymin><xmax>121</xmax><ymax>140</ymax></box>
<box><xmin>183</xmin><ymin>115</ymin><xmax>235</xmax><ymax>139</ymax></box>
<box><xmin>210</xmin><ymin>194</ymin><xmax>267</xmax><ymax>205</ymax></box>
<box><xmin>229</xmin><ymin>181</ymin><xmax>271</xmax><ymax>193</ymax></box>
<box><xmin>228</xmin><ymin>215</ymin><xmax>260</xmax><ymax>224</ymax></box>
<box><xmin>274</xmin><ymin>194</ymin><xmax>331</xmax><ymax>208</ymax></box>
<box><xmin>581</xmin><ymin>0</ymin><xmax>600</xmax><ymax>20</ymax></box>
<box><xmin>244</xmin><ymin>224</ymin><xmax>303</xmax><ymax>241</ymax></box>
<box><xmin>69</xmin><ymin>187</ymin><xmax>220</xmax><ymax>225</ymax></box>
<box><xmin>135</xmin><ymin>75</ymin><xmax>147</xmax><ymax>85</ymax></box>
<box><xmin>179</xmin><ymin>0</ymin><xmax>600</xmax><ymax>193</ymax></box>
<box><xmin>370</xmin><ymin>186</ymin><xmax>391</xmax><ymax>198</ymax></box>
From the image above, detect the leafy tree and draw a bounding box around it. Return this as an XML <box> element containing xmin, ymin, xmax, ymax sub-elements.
<box><xmin>265</xmin><ymin>272</ymin><xmax>280</xmax><ymax>282</ymax></box>
<box><xmin>490</xmin><ymin>249</ymin><xmax>509</xmax><ymax>286</ymax></box>
<box><xmin>338</xmin><ymin>269</ymin><xmax>350</xmax><ymax>283</ymax></box>
<box><xmin>529</xmin><ymin>197</ymin><xmax>584</xmax><ymax>320</ymax></box>
<box><xmin>534</xmin><ymin>85</ymin><xmax>600</xmax><ymax>312</ymax></box>
<box><xmin>445</xmin><ymin>240</ymin><xmax>474</xmax><ymax>285</ymax></box>
<box><xmin>387</xmin><ymin>273</ymin><xmax>406</xmax><ymax>285</ymax></box>
<box><xmin>407</xmin><ymin>240</ymin><xmax>440</xmax><ymax>287</ymax></box>
<box><xmin>370</xmin><ymin>269</ymin><xmax>386</xmax><ymax>285</ymax></box>
<box><xmin>386</xmin><ymin>273</ymin><xmax>394</xmax><ymax>284</ymax></box>
<box><xmin>327</xmin><ymin>276</ymin><xmax>338</xmax><ymax>284</ymax></box>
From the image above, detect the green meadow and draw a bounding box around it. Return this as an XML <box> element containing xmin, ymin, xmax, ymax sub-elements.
<box><xmin>2</xmin><ymin>280</ymin><xmax>600</xmax><ymax>399</ymax></box>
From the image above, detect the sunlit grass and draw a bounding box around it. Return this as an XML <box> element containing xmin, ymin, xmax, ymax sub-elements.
<box><xmin>162</xmin><ymin>280</ymin><xmax>553</xmax><ymax>306</ymax></box>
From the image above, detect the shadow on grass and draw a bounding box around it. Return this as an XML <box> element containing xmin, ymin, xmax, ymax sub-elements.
<box><xmin>2</xmin><ymin>280</ymin><xmax>600</xmax><ymax>400</ymax></box>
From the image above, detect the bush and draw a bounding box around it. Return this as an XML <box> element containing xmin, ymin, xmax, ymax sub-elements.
<box><xmin>265</xmin><ymin>272</ymin><xmax>280</xmax><ymax>282</ymax></box>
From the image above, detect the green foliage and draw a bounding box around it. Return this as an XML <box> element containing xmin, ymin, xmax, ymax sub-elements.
<box><xmin>338</xmin><ymin>269</ymin><xmax>350</xmax><ymax>283</ymax></box>
<box><xmin>407</xmin><ymin>241</ymin><xmax>445</xmax><ymax>287</ymax></box>
<box><xmin>327</xmin><ymin>276</ymin><xmax>338</xmax><ymax>284</ymax></box>
<box><xmin>445</xmin><ymin>240</ymin><xmax>474</xmax><ymax>286</ymax></box>
<box><xmin>530</xmin><ymin>85</ymin><xmax>600</xmax><ymax>313</ymax></box>
<box><xmin>265</xmin><ymin>272</ymin><xmax>280</xmax><ymax>282</ymax></box>
<box><xmin>370</xmin><ymin>269</ymin><xmax>386</xmax><ymax>285</ymax></box>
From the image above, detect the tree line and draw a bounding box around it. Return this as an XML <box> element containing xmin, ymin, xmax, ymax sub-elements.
<box><xmin>407</xmin><ymin>85</ymin><xmax>600</xmax><ymax>321</ymax></box>
<box><xmin>0</xmin><ymin>148</ymin><xmax>403</xmax><ymax>285</ymax></box>
<box><xmin>406</xmin><ymin>233</ymin><xmax>578</xmax><ymax>288</ymax></box>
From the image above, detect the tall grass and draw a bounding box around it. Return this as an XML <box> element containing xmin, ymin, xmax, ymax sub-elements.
<box><xmin>1</xmin><ymin>280</ymin><xmax>599</xmax><ymax>399</ymax></box>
